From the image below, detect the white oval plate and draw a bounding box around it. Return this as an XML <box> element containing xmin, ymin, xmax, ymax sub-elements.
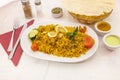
<box><xmin>21</xmin><ymin>20</ymin><xmax>99</xmax><ymax>63</ymax></box>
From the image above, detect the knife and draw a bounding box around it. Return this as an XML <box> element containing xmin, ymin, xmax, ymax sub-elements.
<box><xmin>8</xmin><ymin>23</ymin><xmax>27</xmax><ymax>59</ymax></box>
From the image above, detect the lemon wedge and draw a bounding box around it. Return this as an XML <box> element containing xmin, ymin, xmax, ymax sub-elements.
<box><xmin>55</xmin><ymin>24</ymin><xmax>68</xmax><ymax>33</ymax></box>
<box><xmin>48</xmin><ymin>31</ymin><xmax>57</xmax><ymax>37</ymax></box>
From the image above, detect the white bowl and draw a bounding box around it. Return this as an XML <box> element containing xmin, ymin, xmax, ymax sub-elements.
<box><xmin>51</xmin><ymin>7</ymin><xmax>63</xmax><ymax>18</ymax></box>
<box><xmin>95</xmin><ymin>21</ymin><xmax>112</xmax><ymax>36</ymax></box>
<box><xmin>103</xmin><ymin>34</ymin><xmax>120</xmax><ymax>50</ymax></box>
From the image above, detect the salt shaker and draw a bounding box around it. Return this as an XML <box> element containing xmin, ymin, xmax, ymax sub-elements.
<box><xmin>21</xmin><ymin>0</ymin><xmax>33</xmax><ymax>19</ymax></box>
<box><xmin>35</xmin><ymin>0</ymin><xmax>42</xmax><ymax>16</ymax></box>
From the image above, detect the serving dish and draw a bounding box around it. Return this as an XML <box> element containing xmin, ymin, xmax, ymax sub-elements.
<box><xmin>62</xmin><ymin>0</ymin><xmax>115</xmax><ymax>24</ymax></box>
<box><xmin>103</xmin><ymin>33</ymin><xmax>120</xmax><ymax>50</ymax></box>
<box><xmin>95</xmin><ymin>21</ymin><xmax>112</xmax><ymax>36</ymax></box>
<box><xmin>20</xmin><ymin>20</ymin><xmax>99</xmax><ymax>63</ymax></box>
<box><xmin>51</xmin><ymin>7</ymin><xmax>63</xmax><ymax>18</ymax></box>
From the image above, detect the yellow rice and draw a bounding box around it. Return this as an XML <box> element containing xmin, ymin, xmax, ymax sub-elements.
<box><xmin>32</xmin><ymin>24</ymin><xmax>89</xmax><ymax>58</ymax></box>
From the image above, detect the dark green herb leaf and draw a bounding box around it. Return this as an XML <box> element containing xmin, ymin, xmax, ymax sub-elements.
<box><xmin>73</xmin><ymin>27</ymin><xmax>78</xmax><ymax>35</ymax></box>
<box><xmin>66</xmin><ymin>32</ymin><xmax>73</xmax><ymax>36</ymax></box>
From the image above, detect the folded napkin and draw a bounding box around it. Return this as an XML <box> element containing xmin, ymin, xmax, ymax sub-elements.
<box><xmin>0</xmin><ymin>19</ymin><xmax>34</xmax><ymax>66</ymax></box>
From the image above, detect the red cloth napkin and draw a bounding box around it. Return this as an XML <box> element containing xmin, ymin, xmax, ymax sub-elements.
<box><xmin>0</xmin><ymin>19</ymin><xmax>34</xmax><ymax>66</ymax></box>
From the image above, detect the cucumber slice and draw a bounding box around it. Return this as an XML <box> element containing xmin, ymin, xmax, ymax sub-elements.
<box><xmin>28</xmin><ymin>29</ymin><xmax>38</xmax><ymax>40</ymax></box>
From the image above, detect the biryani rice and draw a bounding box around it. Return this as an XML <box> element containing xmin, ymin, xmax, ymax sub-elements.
<box><xmin>31</xmin><ymin>24</ymin><xmax>90</xmax><ymax>58</ymax></box>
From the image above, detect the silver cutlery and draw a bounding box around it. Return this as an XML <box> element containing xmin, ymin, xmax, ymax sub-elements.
<box><xmin>8</xmin><ymin>23</ymin><xmax>27</xmax><ymax>59</ymax></box>
<box><xmin>7</xmin><ymin>18</ymin><xmax>19</xmax><ymax>52</ymax></box>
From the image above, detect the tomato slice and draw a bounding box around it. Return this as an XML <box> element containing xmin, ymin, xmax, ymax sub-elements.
<box><xmin>84</xmin><ymin>35</ymin><xmax>94</xmax><ymax>48</ymax></box>
<box><xmin>31</xmin><ymin>43</ymin><xmax>39</xmax><ymax>51</ymax></box>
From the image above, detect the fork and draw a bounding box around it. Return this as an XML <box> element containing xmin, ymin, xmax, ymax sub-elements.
<box><xmin>7</xmin><ymin>18</ymin><xmax>19</xmax><ymax>52</ymax></box>
<box><xmin>8</xmin><ymin>23</ymin><xmax>27</xmax><ymax>59</ymax></box>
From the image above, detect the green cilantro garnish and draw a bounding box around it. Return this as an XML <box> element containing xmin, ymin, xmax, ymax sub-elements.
<box><xmin>66</xmin><ymin>27</ymin><xmax>78</xmax><ymax>40</ymax></box>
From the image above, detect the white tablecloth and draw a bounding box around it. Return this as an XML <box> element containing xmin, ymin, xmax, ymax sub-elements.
<box><xmin>0</xmin><ymin>0</ymin><xmax>120</xmax><ymax>80</ymax></box>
